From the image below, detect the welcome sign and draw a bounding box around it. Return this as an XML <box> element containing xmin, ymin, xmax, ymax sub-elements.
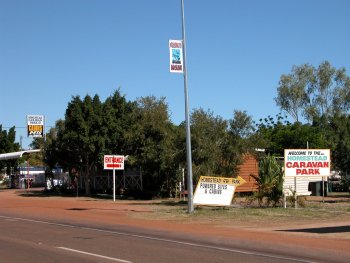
<box><xmin>284</xmin><ymin>149</ymin><xmax>330</xmax><ymax>177</ymax></box>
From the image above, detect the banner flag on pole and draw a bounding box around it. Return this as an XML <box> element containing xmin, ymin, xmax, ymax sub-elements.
<box><xmin>169</xmin><ymin>40</ymin><xmax>184</xmax><ymax>73</ymax></box>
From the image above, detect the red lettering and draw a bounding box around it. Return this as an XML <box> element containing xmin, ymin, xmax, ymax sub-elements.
<box><xmin>171</xmin><ymin>65</ymin><xmax>182</xmax><ymax>71</ymax></box>
<box><xmin>296</xmin><ymin>168</ymin><xmax>320</xmax><ymax>175</ymax></box>
<box><xmin>170</xmin><ymin>42</ymin><xmax>182</xmax><ymax>48</ymax></box>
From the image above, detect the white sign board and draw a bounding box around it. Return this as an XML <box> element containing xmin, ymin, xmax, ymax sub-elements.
<box><xmin>169</xmin><ymin>39</ymin><xmax>183</xmax><ymax>73</ymax></box>
<box><xmin>284</xmin><ymin>149</ymin><xmax>330</xmax><ymax>177</ymax></box>
<box><xmin>193</xmin><ymin>176</ymin><xmax>246</xmax><ymax>206</ymax></box>
<box><xmin>27</xmin><ymin>115</ymin><xmax>44</xmax><ymax>137</ymax></box>
<box><xmin>104</xmin><ymin>155</ymin><xmax>124</xmax><ymax>170</ymax></box>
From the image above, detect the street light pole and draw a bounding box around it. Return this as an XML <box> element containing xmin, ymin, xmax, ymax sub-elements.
<box><xmin>181</xmin><ymin>0</ymin><xmax>194</xmax><ymax>213</ymax></box>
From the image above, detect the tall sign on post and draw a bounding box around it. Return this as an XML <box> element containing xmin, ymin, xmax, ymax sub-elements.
<box><xmin>104</xmin><ymin>155</ymin><xmax>124</xmax><ymax>201</ymax></box>
<box><xmin>27</xmin><ymin>115</ymin><xmax>44</xmax><ymax>138</ymax></box>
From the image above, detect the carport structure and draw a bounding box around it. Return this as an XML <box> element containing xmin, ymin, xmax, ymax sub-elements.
<box><xmin>0</xmin><ymin>149</ymin><xmax>41</xmax><ymax>161</ymax></box>
<box><xmin>0</xmin><ymin>149</ymin><xmax>41</xmax><ymax>188</ymax></box>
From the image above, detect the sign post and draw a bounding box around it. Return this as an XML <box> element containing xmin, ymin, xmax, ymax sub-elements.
<box><xmin>104</xmin><ymin>155</ymin><xmax>124</xmax><ymax>201</ymax></box>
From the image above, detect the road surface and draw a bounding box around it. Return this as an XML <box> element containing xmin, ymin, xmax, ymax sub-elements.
<box><xmin>0</xmin><ymin>189</ymin><xmax>349</xmax><ymax>263</ymax></box>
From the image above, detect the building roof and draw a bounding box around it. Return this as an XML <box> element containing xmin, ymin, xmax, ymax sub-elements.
<box><xmin>0</xmin><ymin>149</ymin><xmax>41</xmax><ymax>161</ymax></box>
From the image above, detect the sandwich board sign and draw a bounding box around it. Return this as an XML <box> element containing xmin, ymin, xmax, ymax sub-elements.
<box><xmin>193</xmin><ymin>176</ymin><xmax>246</xmax><ymax>206</ymax></box>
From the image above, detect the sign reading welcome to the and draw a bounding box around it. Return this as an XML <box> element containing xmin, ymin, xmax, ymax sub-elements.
<box><xmin>284</xmin><ymin>149</ymin><xmax>330</xmax><ymax>177</ymax></box>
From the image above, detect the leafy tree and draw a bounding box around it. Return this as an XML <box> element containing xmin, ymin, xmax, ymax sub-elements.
<box><xmin>131</xmin><ymin>96</ymin><xmax>179</xmax><ymax>196</ymax></box>
<box><xmin>190</xmin><ymin>108</ymin><xmax>228</xmax><ymax>180</ymax></box>
<box><xmin>0</xmin><ymin>125</ymin><xmax>20</xmax><ymax>174</ymax></box>
<box><xmin>256</xmin><ymin>114</ymin><xmax>326</xmax><ymax>156</ymax></box>
<box><xmin>58</xmin><ymin>94</ymin><xmax>105</xmax><ymax>195</ymax></box>
<box><xmin>102</xmin><ymin>90</ymin><xmax>137</xmax><ymax>157</ymax></box>
<box><xmin>275</xmin><ymin>64</ymin><xmax>311</xmax><ymax>122</ymax></box>
<box><xmin>190</xmin><ymin>109</ymin><xmax>256</xmax><ymax>181</ymax></box>
<box><xmin>275</xmin><ymin>61</ymin><xmax>350</xmax><ymax>122</ymax></box>
<box><xmin>308</xmin><ymin>61</ymin><xmax>350</xmax><ymax>119</ymax></box>
<box><xmin>324</xmin><ymin>114</ymin><xmax>350</xmax><ymax>176</ymax></box>
<box><xmin>221</xmin><ymin>110</ymin><xmax>257</xmax><ymax>176</ymax></box>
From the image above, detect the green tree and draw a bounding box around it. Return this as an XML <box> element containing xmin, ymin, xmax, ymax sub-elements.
<box><xmin>0</xmin><ymin>125</ymin><xmax>20</xmax><ymax>174</ymax></box>
<box><xmin>190</xmin><ymin>108</ymin><xmax>228</xmax><ymax>180</ymax></box>
<box><xmin>221</xmin><ymin>110</ymin><xmax>257</xmax><ymax>176</ymax></box>
<box><xmin>130</xmin><ymin>96</ymin><xmax>179</xmax><ymax>196</ymax></box>
<box><xmin>59</xmin><ymin>94</ymin><xmax>105</xmax><ymax>195</ymax></box>
<box><xmin>102</xmin><ymin>90</ymin><xmax>137</xmax><ymax>157</ymax></box>
<box><xmin>256</xmin><ymin>114</ymin><xmax>326</xmax><ymax>156</ymax></box>
<box><xmin>324</xmin><ymin>114</ymin><xmax>350</xmax><ymax>176</ymax></box>
<box><xmin>275</xmin><ymin>64</ymin><xmax>311</xmax><ymax>122</ymax></box>
<box><xmin>275</xmin><ymin>61</ymin><xmax>350</xmax><ymax>122</ymax></box>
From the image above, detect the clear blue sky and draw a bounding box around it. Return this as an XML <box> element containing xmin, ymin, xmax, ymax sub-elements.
<box><xmin>1</xmin><ymin>0</ymin><xmax>349</xmax><ymax>149</ymax></box>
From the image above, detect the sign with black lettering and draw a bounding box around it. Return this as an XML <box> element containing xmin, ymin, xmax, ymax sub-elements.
<box><xmin>27</xmin><ymin>115</ymin><xmax>44</xmax><ymax>137</ymax></box>
<box><xmin>169</xmin><ymin>39</ymin><xmax>183</xmax><ymax>73</ymax></box>
<box><xmin>193</xmin><ymin>176</ymin><xmax>246</xmax><ymax>206</ymax></box>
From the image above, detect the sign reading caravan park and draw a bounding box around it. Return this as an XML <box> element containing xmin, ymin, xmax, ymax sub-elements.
<box><xmin>27</xmin><ymin>115</ymin><xmax>44</xmax><ymax>137</ymax></box>
<box><xmin>284</xmin><ymin>149</ymin><xmax>330</xmax><ymax>177</ymax></box>
<box><xmin>193</xmin><ymin>176</ymin><xmax>246</xmax><ymax>206</ymax></box>
<box><xmin>169</xmin><ymin>39</ymin><xmax>183</xmax><ymax>73</ymax></box>
<box><xmin>104</xmin><ymin>155</ymin><xmax>124</xmax><ymax>170</ymax></box>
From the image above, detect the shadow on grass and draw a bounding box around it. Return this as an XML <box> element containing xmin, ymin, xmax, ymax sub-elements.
<box><xmin>15</xmin><ymin>188</ymin><xmax>116</xmax><ymax>200</ymax></box>
<box><xmin>15</xmin><ymin>188</ymin><xmax>189</xmax><ymax>207</ymax></box>
<box><xmin>277</xmin><ymin>225</ymin><xmax>350</xmax><ymax>234</ymax></box>
<box><xmin>127</xmin><ymin>200</ymin><xmax>188</xmax><ymax>207</ymax></box>
<box><xmin>17</xmin><ymin>189</ymin><xmax>78</xmax><ymax>198</ymax></box>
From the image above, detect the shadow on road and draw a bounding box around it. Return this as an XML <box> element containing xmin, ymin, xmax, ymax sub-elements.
<box><xmin>277</xmin><ymin>225</ymin><xmax>350</xmax><ymax>234</ymax></box>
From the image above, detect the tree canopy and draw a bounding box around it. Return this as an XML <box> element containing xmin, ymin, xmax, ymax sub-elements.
<box><xmin>6</xmin><ymin>61</ymin><xmax>349</xmax><ymax>196</ymax></box>
<box><xmin>0</xmin><ymin>125</ymin><xmax>20</xmax><ymax>174</ymax></box>
<box><xmin>275</xmin><ymin>61</ymin><xmax>350</xmax><ymax>123</ymax></box>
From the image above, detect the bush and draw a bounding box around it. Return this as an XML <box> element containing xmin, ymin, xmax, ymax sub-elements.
<box><xmin>251</xmin><ymin>154</ymin><xmax>284</xmax><ymax>207</ymax></box>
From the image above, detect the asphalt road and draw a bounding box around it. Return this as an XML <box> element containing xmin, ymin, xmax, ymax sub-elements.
<box><xmin>0</xmin><ymin>215</ymin><xmax>329</xmax><ymax>263</ymax></box>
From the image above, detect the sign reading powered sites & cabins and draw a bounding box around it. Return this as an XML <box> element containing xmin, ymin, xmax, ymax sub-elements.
<box><xmin>193</xmin><ymin>176</ymin><xmax>246</xmax><ymax>206</ymax></box>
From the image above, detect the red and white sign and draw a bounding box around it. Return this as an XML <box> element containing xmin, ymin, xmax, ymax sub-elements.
<box><xmin>284</xmin><ymin>149</ymin><xmax>330</xmax><ymax>177</ymax></box>
<box><xmin>104</xmin><ymin>155</ymin><xmax>124</xmax><ymax>170</ymax></box>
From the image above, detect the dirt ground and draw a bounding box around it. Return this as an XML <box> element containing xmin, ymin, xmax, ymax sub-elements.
<box><xmin>1</xmin><ymin>188</ymin><xmax>350</xmax><ymax>257</ymax></box>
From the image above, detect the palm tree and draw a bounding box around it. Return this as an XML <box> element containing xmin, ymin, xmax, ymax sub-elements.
<box><xmin>251</xmin><ymin>154</ymin><xmax>284</xmax><ymax>207</ymax></box>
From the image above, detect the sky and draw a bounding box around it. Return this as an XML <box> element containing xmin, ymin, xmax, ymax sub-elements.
<box><xmin>1</xmin><ymin>0</ymin><xmax>350</xmax><ymax>149</ymax></box>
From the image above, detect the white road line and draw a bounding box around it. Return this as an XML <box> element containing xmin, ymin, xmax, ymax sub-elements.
<box><xmin>0</xmin><ymin>215</ymin><xmax>317</xmax><ymax>263</ymax></box>
<box><xmin>57</xmin><ymin>247</ymin><xmax>132</xmax><ymax>263</ymax></box>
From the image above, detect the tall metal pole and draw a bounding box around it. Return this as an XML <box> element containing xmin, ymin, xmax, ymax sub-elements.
<box><xmin>181</xmin><ymin>0</ymin><xmax>194</xmax><ymax>213</ymax></box>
